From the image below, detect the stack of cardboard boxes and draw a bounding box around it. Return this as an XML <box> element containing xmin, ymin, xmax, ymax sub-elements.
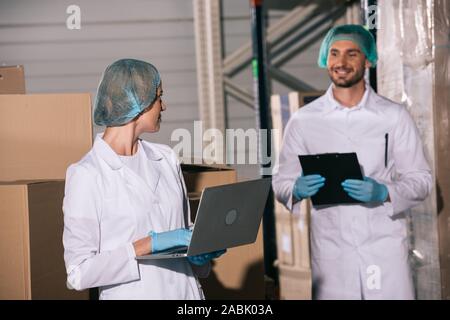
<box><xmin>271</xmin><ymin>91</ymin><xmax>324</xmax><ymax>300</ymax></box>
<box><xmin>0</xmin><ymin>66</ymin><xmax>92</xmax><ymax>299</ymax></box>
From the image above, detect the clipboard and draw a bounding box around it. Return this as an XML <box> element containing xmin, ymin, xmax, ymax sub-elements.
<box><xmin>298</xmin><ymin>152</ymin><xmax>363</xmax><ymax>206</ymax></box>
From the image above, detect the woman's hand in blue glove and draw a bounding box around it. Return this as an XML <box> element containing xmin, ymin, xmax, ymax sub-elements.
<box><xmin>341</xmin><ymin>176</ymin><xmax>389</xmax><ymax>203</ymax></box>
<box><xmin>187</xmin><ymin>249</ymin><xmax>227</xmax><ymax>266</ymax></box>
<box><xmin>149</xmin><ymin>228</ymin><xmax>192</xmax><ymax>253</ymax></box>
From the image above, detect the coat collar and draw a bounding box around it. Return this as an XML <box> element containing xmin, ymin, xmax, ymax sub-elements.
<box><xmin>93</xmin><ymin>133</ymin><xmax>163</xmax><ymax>171</ymax></box>
<box><xmin>323</xmin><ymin>83</ymin><xmax>374</xmax><ymax>115</ymax></box>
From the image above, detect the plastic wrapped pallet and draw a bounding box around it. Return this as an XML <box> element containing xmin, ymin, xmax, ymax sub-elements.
<box><xmin>377</xmin><ymin>0</ymin><xmax>450</xmax><ymax>299</ymax></box>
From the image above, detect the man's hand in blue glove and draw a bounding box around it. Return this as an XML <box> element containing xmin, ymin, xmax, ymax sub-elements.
<box><xmin>149</xmin><ymin>228</ymin><xmax>192</xmax><ymax>253</ymax></box>
<box><xmin>293</xmin><ymin>174</ymin><xmax>326</xmax><ymax>201</ymax></box>
<box><xmin>188</xmin><ymin>249</ymin><xmax>227</xmax><ymax>266</ymax></box>
<box><xmin>341</xmin><ymin>177</ymin><xmax>389</xmax><ymax>203</ymax></box>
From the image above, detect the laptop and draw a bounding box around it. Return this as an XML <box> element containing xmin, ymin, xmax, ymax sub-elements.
<box><xmin>136</xmin><ymin>178</ymin><xmax>271</xmax><ymax>260</ymax></box>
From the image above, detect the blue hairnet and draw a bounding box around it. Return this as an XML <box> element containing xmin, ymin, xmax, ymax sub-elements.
<box><xmin>317</xmin><ymin>24</ymin><xmax>377</xmax><ymax>68</ymax></box>
<box><xmin>94</xmin><ymin>58</ymin><xmax>161</xmax><ymax>126</ymax></box>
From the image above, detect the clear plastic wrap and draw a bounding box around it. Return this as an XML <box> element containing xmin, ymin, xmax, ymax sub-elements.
<box><xmin>378</xmin><ymin>0</ymin><xmax>450</xmax><ymax>299</ymax></box>
<box><xmin>398</xmin><ymin>0</ymin><xmax>434</xmax><ymax>68</ymax></box>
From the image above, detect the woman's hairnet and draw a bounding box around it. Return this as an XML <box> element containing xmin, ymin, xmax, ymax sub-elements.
<box><xmin>317</xmin><ymin>24</ymin><xmax>378</xmax><ymax>68</ymax></box>
<box><xmin>94</xmin><ymin>58</ymin><xmax>161</xmax><ymax>126</ymax></box>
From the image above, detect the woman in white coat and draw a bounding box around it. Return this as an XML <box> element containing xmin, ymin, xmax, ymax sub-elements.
<box><xmin>62</xmin><ymin>58</ymin><xmax>224</xmax><ymax>300</ymax></box>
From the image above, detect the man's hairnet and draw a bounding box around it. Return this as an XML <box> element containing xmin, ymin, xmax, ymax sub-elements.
<box><xmin>317</xmin><ymin>24</ymin><xmax>377</xmax><ymax>68</ymax></box>
<box><xmin>94</xmin><ymin>58</ymin><xmax>161</xmax><ymax>126</ymax></box>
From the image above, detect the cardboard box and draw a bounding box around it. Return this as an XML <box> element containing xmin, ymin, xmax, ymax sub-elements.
<box><xmin>274</xmin><ymin>208</ymin><xmax>295</xmax><ymax>266</ymax></box>
<box><xmin>0</xmin><ymin>180</ymin><xmax>89</xmax><ymax>300</ymax></box>
<box><xmin>433</xmin><ymin>3</ymin><xmax>450</xmax><ymax>300</ymax></box>
<box><xmin>199</xmin><ymin>226</ymin><xmax>265</xmax><ymax>299</ymax></box>
<box><xmin>181</xmin><ymin>163</ymin><xmax>237</xmax><ymax>193</ymax></box>
<box><xmin>183</xmin><ymin>162</ymin><xmax>237</xmax><ymax>224</ymax></box>
<box><xmin>274</xmin><ymin>199</ymin><xmax>311</xmax><ymax>269</ymax></box>
<box><xmin>292</xmin><ymin>200</ymin><xmax>311</xmax><ymax>269</ymax></box>
<box><xmin>278</xmin><ymin>264</ymin><xmax>312</xmax><ymax>300</ymax></box>
<box><xmin>0</xmin><ymin>94</ymin><xmax>93</xmax><ymax>181</ymax></box>
<box><xmin>0</xmin><ymin>65</ymin><xmax>25</xmax><ymax>94</ymax></box>
<box><xmin>187</xmin><ymin>192</ymin><xmax>201</xmax><ymax>223</ymax></box>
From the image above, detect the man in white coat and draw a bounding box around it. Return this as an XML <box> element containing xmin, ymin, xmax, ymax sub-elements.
<box><xmin>272</xmin><ymin>25</ymin><xmax>432</xmax><ymax>299</ymax></box>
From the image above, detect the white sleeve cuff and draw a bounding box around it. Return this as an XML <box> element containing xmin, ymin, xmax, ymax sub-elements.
<box><xmin>126</xmin><ymin>242</ymin><xmax>137</xmax><ymax>259</ymax></box>
<box><xmin>126</xmin><ymin>242</ymin><xmax>140</xmax><ymax>280</ymax></box>
<box><xmin>384</xmin><ymin>182</ymin><xmax>398</xmax><ymax>216</ymax></box>
<box><xmin>382</xmin><ymin>200</ymin><xmax>395</xmax><ymax>217</ymax></box>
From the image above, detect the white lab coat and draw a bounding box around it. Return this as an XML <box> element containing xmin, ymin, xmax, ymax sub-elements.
<box><xmin>63</xmin><ymin>134</ymin><xmax>207</xmax><ymax>300</ymax></box>
<box><xmin>272</xmin><ymin>85</ymin><xmax>432</xmax><ymax>300</ymax></box>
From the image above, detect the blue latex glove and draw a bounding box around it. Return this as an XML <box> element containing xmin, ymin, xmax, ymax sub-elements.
<box><xmin>341</xmin><ymin>176</ymin><xmax>388</xmax><ymax>203</ymax></box>
<box><xmin>188</xmin><ymin>249</ymin><xmax>227</xmax><ymax>266</ymax></box>
<box><xmin>292</xmin><ymin>174</ymin><xmax>326</xmax><ymax>201</ymax></box>
<box><xmin>149</xmin><ymin>228</ymin><xmax>192</xmax><ymax>253</ymax></box>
